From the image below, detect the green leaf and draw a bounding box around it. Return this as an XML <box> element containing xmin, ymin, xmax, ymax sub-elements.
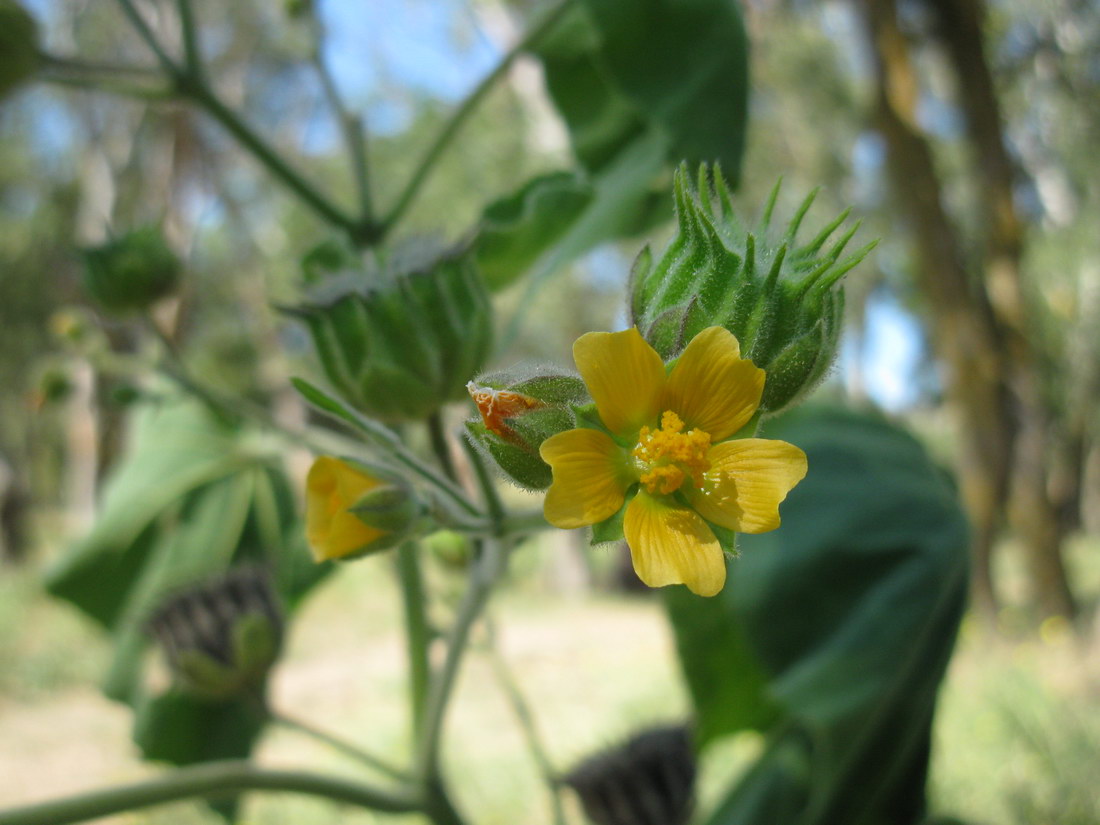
<box><xmin>536</xmin><ymin>0</ymin><xmax>749</xmax><ymax>177</ymax></box>
<box><xmin>102</xmin><ymin>472</ymin><xmax>256</xmax><ymax>702</ymax></box>
<box><xmin>290</xmin><ymin>375</ymin><xmax>401</xmax><ymax>448</ymax></box>
<box><xmin>134</xmin><ymin>689</ymin><xmax>266</xmax><ymax>765</ymax></box>
<box><xmin>46</xmin><ymin>401</ymin><xmax>254</xmax><ymax>626</ymax></box>
<box><xmin>580</xmin><ymin>0</ymin><xmax>750</xmax><ymax>177</ymax></box>
<box><xmin>494</xmin><ymin>0</ymin><xmax>750</xmax><ymax>314</ymax></box>
<box><xmin>45</xmin><ymin>398</ymin><xmax>328</xmax><ymax>799</ymax></box>
<box><xmin>665</xmin><ymin>405</ymin><xmax>969</xmax><ymax>825</ymax></box>
<box><xmin>474</xmin><ymin>172</ymin><xmax>594</xmax><ymax>291</ymax></box>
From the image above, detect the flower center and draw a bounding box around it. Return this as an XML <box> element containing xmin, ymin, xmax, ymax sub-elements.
<box><xmin>631</xmin><ymin>410</ymin><xmax>712</xmax><ymax>495</ymax></box>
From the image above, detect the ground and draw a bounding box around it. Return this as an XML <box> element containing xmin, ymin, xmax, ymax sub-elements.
<box><xmin>1</xmin><ymin>538</ymin><xmax>1098</xmax><ymax>825</ymax></box>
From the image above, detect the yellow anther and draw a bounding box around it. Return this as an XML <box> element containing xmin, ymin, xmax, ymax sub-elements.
<box><xmin>632</xmin><ymin>410</ymin><xmax>712</xmax><ymax>495</ymax></box>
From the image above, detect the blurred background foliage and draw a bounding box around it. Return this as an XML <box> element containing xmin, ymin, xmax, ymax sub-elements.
<box><xmin>1</xmin><ymin>0</ymin><xmax>1099</xmax><ymax>823</ymax></box>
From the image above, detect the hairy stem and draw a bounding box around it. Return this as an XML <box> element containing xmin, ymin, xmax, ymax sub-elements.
<box><xmin>485</xmin><ymin>618</ymin><xmax>566</xmax><ymax>825</ymax></box>
<box><xmin>381</xmin><ymin>0</ymin><xmax>576</xmax><ymax>234</ymax></box>
<box><xmin>417</xmin><ymin>538</ymin><xmax>506</xmax><ymax>782</ymax></box>
<box><xmin>397</xmin><ymin>542</ymin><xmax>433</xmax><ymax>741</ymax></box>
<box><xmin>0</xmin><ymin>762</ymin><xmax>421</xmax><ymax>825</ymax></box>
<box><xmin>308</xmin><ymin>13</ymin><xmax>374</xmax><ymax>227</ymax></box>
<box><xmin>269</xmin><ymin>709</ymin><xmax>409</xmax><ymax>781</ymax></box>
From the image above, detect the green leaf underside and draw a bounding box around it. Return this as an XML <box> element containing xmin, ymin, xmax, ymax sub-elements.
<box><xmin>495</xmin><ymin>0</ymin><xmax>749</xmax><ymax>326</ymax></box>
<box><xmin>666</xmin><ymin>405</ymin><xmax>969</xmax><ymax>825</ymax></box>
<box><xmin>46</xmin><ymin>399</ymin><xmax>328</xmax><ymax>785</ymax></box>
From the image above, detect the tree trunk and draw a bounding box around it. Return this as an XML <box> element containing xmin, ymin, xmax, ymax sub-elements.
<box><xmin>859</xmin><ymin>0</ymin><xmax>1078</xmax><ymax>621</ymax></box>
<box><xmin>927</xmin><ymin>0</ymin><xmax>1076</xmax><ymax>619</ymax></box>
<box><xmin>859</xmin><ymin>0</ymin><xmax>1015</xmax><ymax>622</ymax></box>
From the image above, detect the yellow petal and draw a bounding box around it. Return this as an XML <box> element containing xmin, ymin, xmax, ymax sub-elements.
<box><xmin>306</xmin><ymin>456</ymin><xmax>386</xmax><ymax>561</ymax></box>
<box><xmin>663</xmin><ymin>326</ymin><xmax>764</xmax><ymax>441</ymax></box>
<box><xmin>687</xmin><ymin>439</ymin><xmax>808</xmax><ymax>533</ymax></box>
<box><xmin>573</xmin><ymin>327</ymin><xmax>666</xmax><ymax>437</ymax></box>
<box><xmin>623</xmin><ymin>492</ymin><xmax>726</xmax><ymax>597</ymax></box>
<box><xmin>541</xmin><ymin>429</ymin><xmax>630</xmax><ymax>528</ymax></box>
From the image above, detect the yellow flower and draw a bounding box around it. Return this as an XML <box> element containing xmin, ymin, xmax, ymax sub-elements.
<box><xmin>305</xmin><ymin>456</ymin><xmax>389</xmax><ymax>561</ymax></box>
<box><xmin>539</xmin><ymin>326</ymin><xmax>807</xmax><ymax>597</ymax></box>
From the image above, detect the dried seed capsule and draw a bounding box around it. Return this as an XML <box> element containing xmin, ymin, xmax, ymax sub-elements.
<box><xmin>565</xmin><ymin>724</ymin><xmax>696</xmax><ymax>825</ymax></box>
<box><xmin>146</xmin><ymin>567</ymin><xmax>282</xmax><ymax>700</ymax></box>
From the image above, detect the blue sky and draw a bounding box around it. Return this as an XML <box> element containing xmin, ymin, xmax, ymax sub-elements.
<box><xmin>20</xmin><ymin>0</ymin><xmax>925</xmax><ymax>411</ymax></box>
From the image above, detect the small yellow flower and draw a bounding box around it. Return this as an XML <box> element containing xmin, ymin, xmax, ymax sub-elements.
<box><xmin>540</xmin><ymin>326</ymin><xmax>808</xmax><ymax>597</ymax></box>
<box><xmin>305</xmin><ymin>456</ymin><xmax>389</xmax><ymax>561</ymax></box>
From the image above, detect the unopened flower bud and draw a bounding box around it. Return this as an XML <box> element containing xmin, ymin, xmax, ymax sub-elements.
<box><xmin>287</xmin><ymin>243</ymin><xmax>493</xmax><ymax>422</ymax></box>
<box><xmin>0</xmin><ymin>1</ymin><xmax>40</xmax><ymax>100</ymax></box>
<box><xmin>350</xmin><ymin>481</ymin><xmax>421</xmax><ymax>535</ymax></box>
<box><xmin>422</xmin><ymin>529</ymin><xmax>473</xmax><ymax>569</ymax></box>
<box><xmin>146</xmin><ymin>568</ymin><xmax>282</xmax><ymax>701</ymax></box>
<box><xmin>630</xmin><ymin>165</ymin><xmax>875</xmax><ymax>415</ymax></box>
<box><xmin>306</xmin><ymin>456</ymin><xmax>425</xmax><ymax>561</ymax></box>
<box><xmin>465</xmin><ymin>369</ymin><xmax>588</xmax><ymax>490</ymax></box>
<box><xmin>81</xmin><ymin>226</ymin><xmax>180</xmax><ymax>314</ymax></box>
<box><xmin>565</xmin><ymin>724</ymin><xmax>696</xmax><ymax>825</ymax></box>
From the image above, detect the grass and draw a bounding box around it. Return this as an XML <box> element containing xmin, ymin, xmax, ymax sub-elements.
<box><xmin>0</xmin><ymin>535</ymin><xmax>1098</xmax><ymax>824</ymax></box>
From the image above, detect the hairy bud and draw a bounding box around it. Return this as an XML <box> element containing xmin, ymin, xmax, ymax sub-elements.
<box><xmin>631</xmin><ymin>165</ymin><xmax>875</xmax><ymax>415</ymax></box>
<box><xmin>81</xmin><ymin>226</ymin><xmax>180</xmax><ymax>314</ymax></box>
<box><xmin>465</xmin><ymin>368</ymin><xmax>588</xmax><ymax>490</ymax></box>
<box><xmin>288</xmin><ymin>244</ymin><xmax>493</xmax><ymax>422</ymax></box>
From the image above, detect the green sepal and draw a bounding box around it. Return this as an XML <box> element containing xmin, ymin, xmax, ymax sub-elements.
<box><xmin>174</xmin><ymin>650</ymin><xmax>239</xmax><ymax>701</ymax></box>
<box><xmin>709</xmin><ymin>522</ymin><xmax>740</xmax><ymax>558</ymax></box>
<box><xmin>232</xmin><ymin>612</ymin><xmax>280</xmax><ymax>684</ymax></box>
<box><xmin>287</xmin><ymin>245</ymin><xmax>493</xmax><ymax>422</ymax></box>
<box><xmin>350</xmin><ymin>481</ymin><xmax>423</xmax><ymax>535</ymax></box>
<box><xmin>465</xmin><ymin>420</ymin><xmax>553</xmax><ymax>491</ymax></box>
<box><xmin>171</xmin><ymin>611</ymin><xmax>279</xmax><ymax>702</ymax></box>
<box><xmin>590</xmin><ymin>493</ymin><xmax>631</xmax><ymax>546</ymax></box>
<box><xmin>573</xmin><ymin>402</ymin><xmax>614</xmax><ymax>437</ymax></box>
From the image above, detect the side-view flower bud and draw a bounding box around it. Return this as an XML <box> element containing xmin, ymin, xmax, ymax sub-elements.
<box><xmin>350</xmin><ymin>480</ymin><xmax>422</xmax><ymax>535</ymax></box>
<box><xmin>0</xmin><ymin>1</ymin><xmax>40</xmax><ymax>100</ymax></box>
<box><xmin>287</xmin><ymin>244</ymin><xmax>493</xmax><ymax>422</ymax></box>
<box><xmin>465</xmin><ymin>369</ymin><xmax>588</xmax><ymax>491</ymax></box>
<box><xmin>630</xmin><ymin>164</ymin><xmax>875</xmax><ymax>415</ymax></box>
<box><xmin>81</xmin><ymin>226</ymin><xmax>181</xmax><ymax>314</ymax></box>
<box><xmin>306</xmin><ymin>455</ymin><xmax>425</xmax><ymax>561</ymax></box>
<box><xmin>145</xmin><ymin>567</ymin><xmax>283</xmax><ymax>701</ymax></box>
<box><xmin>564</xmin><ymin>724</ymin><xmax>697</xmax><ymax>825</ymax></box>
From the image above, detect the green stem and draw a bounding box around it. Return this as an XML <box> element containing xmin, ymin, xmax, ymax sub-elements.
<box><xmin>380</xmin><ymin>0</ymin><xmax>576</xmax><ymax>235</ymax></box>
<box><xmin>184</xmin><ymin>81</ymin><xmax>359</xmax><ymax>235</ymax></box>
<box><xmin>38</xmin><ymin>53</ymin><xmax>164</xmax><ymax>77</ymax></box>
<box><xmin>308</xmin><ymin>15</ymin><xmax>374</xmax><ymax>227</ymax></box>
<box><xmin>442</xmin><ymin>509</ymin><xmax>550</xmax><ymax>538</ymax></box>
<box><xmin>38</xmin><ymin>70</ymin><xmax>175</xmax><ymax>100</ymax></box>
<box><xmin>295</xmin><ymin>384</ymin><xmax>483</xmax><ymax>518</ymax></box>
<box><xmin>462</xmin><ymin>435</ymin><xmax>506</xmax><ymax>531</ymax></box>
<box><xmin>417</xmin><ymin>538</ymin><xmax>507</xmax><ymax>782</ymax></box>
<box><xmin>175</xmin><ymin>0</ymin><xmax>205</xmax><ymax>83</ymax></box>
<box><xmin>0</xmin><ymin>762</ymin><xmax>421</xmax><ymax>825</ymax></box>
<box><xmin>485</xmin><ymin>618</ymin><xmax>567</xmax><ymax>825</ymax></box>
<box><xmin>113</xmin><ymin>0</ymin><xmax>181</xmax><ymax>76</ymax></box>
<box><xmin>427</xmin><ymin>412</ymin><xmax>458</xmax><ymax>481</ymax></box>
<box><xmin>269</xmin><ymin>710</ymin><xmax>410</xmax><ymax>781</ymax></box>
<box><xmin>397</xmin><ymin>542</ymin><xmax>432</xmax><ymax>742</ymax></box>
